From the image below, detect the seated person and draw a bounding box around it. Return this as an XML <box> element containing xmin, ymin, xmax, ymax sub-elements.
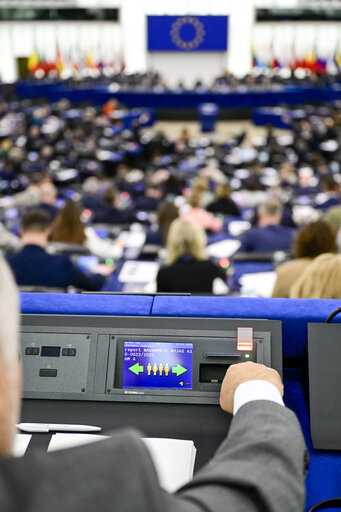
<box><xmin>81</xmin><ymin>176</ymin><xmax>104</xmax><ymax>213</ymax></box>
<box><xmin>206</xmin><ymin>183</ymin><xmax>241</xmax><ymax>217</ymax></box>
<box><xmin>134</xmin><ymin>186</ymin><xmax>162</xmax><ymax>212</ymax></box>
<box><xmin>272</xmin><ymin>220</ymin><xmax>337</xmax><ymax>297</ymax></box>
<box><xmin>181</xmin><ymin>193</ymin><xmax>223</xmax><ymax>233</ymax></box>
<box><xmin>239</xmin><ymin>197</ymin><xmax>295</xmax><ymax>253</ymax></box>
<box><xmin>146</xmin><ymin>201</ymin><xmax>179</xmax><ymax>245</ymax></box>
<box><xmin>36</xmin><ymin>182</ymin><xmax>59</xmax><ymax>220</ymax></box>
<box><xmin>7</xmin><ymin>209</ymin><xmax>108</xmax><ymax>291</ymax></box>
<box><xmin>51</xmin><ymin>200</ymin><xmax>123</xmax><ymax>261</ymax></box>
<box><xmin>0</xmin><ymin>255</ymin><xmax>307</xmax><ymax>512</ymax></box>
<box><xmin>92</xmin><ymin>187</ymin><xmax>135</xmax><ymax>225</ymax></box>
<box><xmin>290</xmin><ymin>252</ymin><xmax>341</xmax><ymax>299</ymax></box>
<box><xmin>157</xmin><ymin>219</ymin><xmax>226</xmax><ymax>293</ymax></box>
<box><xmin>314</xmin><ymin>177</ymin><xmax>340</xmax><ymax>210</ymax></box>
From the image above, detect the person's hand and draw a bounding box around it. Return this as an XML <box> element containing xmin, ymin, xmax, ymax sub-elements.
<box><xmin>219</xmin><ymin>361</ymin><xmax>283</xmax><ymax>414</ymax></box>
<box><xmin>91</xmin><ymin>263</ymin><xmax>116</xmax><ymax>276</ymax></box>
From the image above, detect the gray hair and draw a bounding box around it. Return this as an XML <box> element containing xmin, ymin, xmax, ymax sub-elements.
<box><xmin>258</xmin><ymin>197</ymin><xmax>283</xmax><ymax>218</ymax></box>
<box><xmin>0</xmin><ymin>258</ymin><xmax>19</xmax><ymax>367</ymax></box>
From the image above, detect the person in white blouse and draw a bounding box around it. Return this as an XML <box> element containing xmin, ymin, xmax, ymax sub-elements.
<box><xmin>50</xmin><ymin>200</ymin><xmax>124</xmax><ymax>261</ymax></box>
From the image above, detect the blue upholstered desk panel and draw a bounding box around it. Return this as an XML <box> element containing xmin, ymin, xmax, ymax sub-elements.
<box><xmin>20</xmin><ymin>292</ymin><xmax>154</xmax><ymax>316</ymax></box>
<box><xmin>151</xmin><ymin>296</ymin><xmax>341</xmax><ymax>358</ymax></box>
<box><xmin>285</xmin><ymin>381</ymin><xmax>341</xmax><ymax>511</ymax></box>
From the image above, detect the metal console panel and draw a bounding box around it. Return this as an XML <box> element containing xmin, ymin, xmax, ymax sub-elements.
<box><xmin>21</xmin><ymin>315</ymin><xmax>282</xmax><ymax>405</ymax></box>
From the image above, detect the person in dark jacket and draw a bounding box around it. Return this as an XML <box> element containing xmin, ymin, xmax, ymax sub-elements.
<box><xmin>92</xmin><ymin>186</ymin><xmax>135</xmax><ymax>224</ymax></box>
<box><xmin>207</xmin><ymin>183</ymin><xmax>240</xmax><ymax>217</ymax></box>
<box><xmin>239</xmin><ymin>197</ymin><xmax>295</xmax><ymax>253</ymax></box>
<box><xmin>157</xmin><ymin>218</ymin><xmax>226</xmax><ymax>293</ymax></box>
<box><xmin>7</xmin><ymin>209</ymin><xmax>108</xmax><ymax>290</ymax></box>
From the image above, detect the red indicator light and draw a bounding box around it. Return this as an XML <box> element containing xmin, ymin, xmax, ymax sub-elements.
<box><xmin>219</xmin><ymin>257</ymin><xmax>230</xmax><ymax>269</ymax></box>
<box><xmin>237</xmin><ymin>327</ymin><xmax>253</xmax><ymax>351</ymax></box>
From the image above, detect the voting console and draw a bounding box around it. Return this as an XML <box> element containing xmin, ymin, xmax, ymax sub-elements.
<box><xmin>21</xmin><ymin>315</ymin><xmax>282</xmax><ymax>468</ymax></box>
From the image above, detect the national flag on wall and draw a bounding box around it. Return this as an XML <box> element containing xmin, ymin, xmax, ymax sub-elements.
<box><xmin>28</xmin><ymin>51</ymin><xmax>40</xmax><ymax>73</ymax></box>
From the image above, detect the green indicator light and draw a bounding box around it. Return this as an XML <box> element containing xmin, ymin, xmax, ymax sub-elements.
<box><xmin>244</xmin><ymin>354</ymin><xmax>250</xmax><ymax>358</ymax></box>
<box><xmin>106</xmin><ymin>258</ymin><xmax>114</xmax><ymax>266</ymax></box>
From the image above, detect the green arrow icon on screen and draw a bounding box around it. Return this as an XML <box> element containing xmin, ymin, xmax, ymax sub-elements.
<box><xmin>172</xmin><ymin>364</ymin><xmax>188</xmax><ymax>377</ymax></box>
<box><xmin>129</xmin><ymin>363</ymin><xmax>144</xmax><ymax>375</ymax></box>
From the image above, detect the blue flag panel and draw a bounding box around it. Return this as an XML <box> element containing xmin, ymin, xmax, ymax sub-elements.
<box><xmin>147</xmin><ymin>15</ymin><xmax>228</xmax><ymax>52</ymax></box>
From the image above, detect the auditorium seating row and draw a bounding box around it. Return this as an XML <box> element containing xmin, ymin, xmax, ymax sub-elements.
<box><xmin>21</xmin><ymin>292</ymin><xmax>341</xmax><ymax>511</ymax></box>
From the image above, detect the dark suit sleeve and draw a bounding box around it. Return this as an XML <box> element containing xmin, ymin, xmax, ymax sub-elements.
<box><xmin>69</xmin><ymin>263</ymin><xmax>105</xmax><ymax>291</ymax></box>
<box><xmin>173</xmin><ymin>401</ymin><xmax>308</xmax><ymax>512</ymax></box>
<box><xmin>0</xmin><ymin>404</ymin><xmax>307</xmax><ymax>512</ymax></box>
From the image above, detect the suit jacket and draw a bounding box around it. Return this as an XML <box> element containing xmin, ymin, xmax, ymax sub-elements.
<box><xmin>0</xmin><ymin>401</ymin><xmax>307</xmax><ymax>512</ymax></box>
<box><xmin>239</xmin><ymin>225</ymin><xmax>295</xmax><ymax>253</ymax></box>
<box><xmin>7</xmin><ymin>244</ymin><xmax>105</xmax><ymax>291</ymax></box>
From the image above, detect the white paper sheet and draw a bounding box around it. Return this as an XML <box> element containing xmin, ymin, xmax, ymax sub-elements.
<box><xmin>48</xmin><ymin>434</ymin><xmax>196</xmax><ymax>493</ymax></box>
<box><xmin>207</xmin><ymin>239</ymin><xmax>241</xmax><ymax>259</ymax></box>
<box><xmin>142</xmin><ymin>437</ymin><xmax>196</xmax><ymax>493</ymax></box>
<box><xmin>13</xmin><ymin>434</ymin><xmax>32</xmax><ymax>457</ymax></box>
<box><xmin>118</xmin><ymin>260</ymin><xmax>159</xmax><ymax>283</ymax></box>
<box><xmin>239</xmin><ymin>271</ymin><xmax>277</xmax><ymax>298</ymax></box>
<box><xmin>48</xmin><ymin>433</ymin><xmax>108</xmax><ymax>452</ymax></box>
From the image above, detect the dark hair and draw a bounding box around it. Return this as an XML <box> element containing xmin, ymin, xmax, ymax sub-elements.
<box><xmin>294</xmin><ymin>220</ymin><xmax>337</xmax><ymax>259</ymax></box>
<box><xmin>103</xmin><ymin>187</ymin><xmax>117</xmax><ymax>208</ymax></box>
<box><xmin>51</xmin><ymin>200</ymin><xmax>86</xmax><ymax>244</ymax></box>
<box><xmin>21</xmin><ymin>209</ymin><xmax>52</xmax><ymax>233</ymax></box>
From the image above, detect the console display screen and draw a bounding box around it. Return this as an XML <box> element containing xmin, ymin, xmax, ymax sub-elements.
<box><xmin>123</xmin><ymin>341</ymin><xmax>193</xmax><ymax>390</ymax></box>
<box><xmin>41</xmin><ymin>346</ymin><xmax>61</xmax><ymax>357</ymax></box>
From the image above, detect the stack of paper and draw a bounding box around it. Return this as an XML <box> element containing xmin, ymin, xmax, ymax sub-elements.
<box><xmin>48</xmin><ymin>434</ymin><xmax>196</xmax><ymax>493</ymax></box>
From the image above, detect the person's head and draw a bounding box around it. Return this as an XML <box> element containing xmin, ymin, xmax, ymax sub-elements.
<box><xmin>82</xmin><ymin>176</ymin><xmax>100</xmax><ymax>197</ymax></box>
<box><xmin>166</xmin><ymin>219</ymin><xmax>206</xmax><ymax>264</ymax></box>
<box><xmin>0</xmin><ymin>258</ymin><xmax>21</xmax><ymax>456</ymax></box>
<box><xmin>40</xmin><ymin>182</ymin><xmax>57</xmax><ymax>206</ymax></box>
<box><xmin>51</xmin><ymin>200</ymin><xmax>86</xmax><ymax>245</ymax></box>
<box><xmin>322</xmin><ymin>176</ymin><xmax>339</xmax><ymax>193</ymax></box>
<box><xmin>215</xmin><ymin>183</ymin><xmax>231</xmax><ymax>201</ymax></box>
<box><xmin>20</xmin><ymin>209</ymin><xmax>52</xmax><ymax>247</ymax></box>
<box><xmin>290</xmin><ymin>253</ymin><xmax>341</xmax><ymax>299</ymax></box>
<box><xmin>103</xmin><ymin>187</ymin><xmax>118</xmax><ymax>208</ymax></box>
<box><xmin>188</xmin><ymin>193</ymin><xmax>201</xmax><ymax>209</ymax></box>
<box><xmin>293</xmin><ymin>220</ymin><xmax>337</xmax><ymax>259</ymax></box>
<box><xmin>157</xmin><ymin>201</ymin><xmax>179</xmax><ymax>245</ymax></box>
<box><xmin>257</xmin><ymin>197</ymin><xmax>283</xmax><ymax>227</ymax></box>
<box><xmin>192</xmin><ymin>176</ymin><xmax>208</xmax><ymax>197</ymax></box>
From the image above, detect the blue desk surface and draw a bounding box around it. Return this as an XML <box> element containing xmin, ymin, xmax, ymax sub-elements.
<box><xmin>16</xmin><ymin>81</ymin><xmax>341</xmax><ymax>109</ymax></box>
<box><xmin>20</xmin><ymin>292</ymin><xmax>154</xmax><ymax>317</ymax></box>
<box><xmin>19</xmin><ymin>292</ymin><xmax>341</xmax><ymax>510</ymax></box>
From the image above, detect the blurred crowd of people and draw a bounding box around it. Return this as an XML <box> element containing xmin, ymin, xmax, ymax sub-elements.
<box><xmin>27</xmin><ymin>68</ymin><xmax>341</xmax><ymax>93</ymax></box>
<box><xmin>1</xmin><ymin>94</ymin><xmax>341</xmax><ymax>297</ymax></box>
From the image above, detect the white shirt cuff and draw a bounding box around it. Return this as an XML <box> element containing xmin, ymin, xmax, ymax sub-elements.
<box><xmin>233</xmin><ymin>380</ymin><xmax>284</xmax><ymax>415</ymax></box>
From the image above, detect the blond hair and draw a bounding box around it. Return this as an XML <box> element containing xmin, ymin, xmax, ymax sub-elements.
<box><xmin>166</xmin><ymin>219</ymin><xmax>207</xmax><ymax>265</ymax></box>
<box><xmin>0</xmin><ymin>258</ymin><xmax>19</xmax><ymax>367</ymax></box>
<box><xmin>290</xmin><ymin>253</ymin><xmax>341</xmax><ymax>299</ymax></box>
